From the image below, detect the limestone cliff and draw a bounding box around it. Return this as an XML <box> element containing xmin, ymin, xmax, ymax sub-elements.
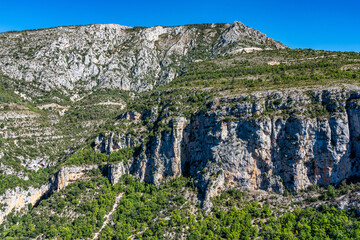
<box><xmin>54</xmin><ymin>165</ymin><xmax>99</xmax><ymax>190</ymax></box>
<box><xmin>108</xmin><ymin>162</ymin><xmax>128</xmax><ymax>185</ymax></box>
<box><xmin>0</xmin><ymin>164</ymin><xmax>99</xmax><ymax>224</ymax></box>
<box><xmin>0</xmin><ymin>184</ymin><xmax>50</xmax><ymax>224</ymax></box>
<box><xmin>128</xmin><ymin>87</ymin><xmax>360</xmax><ymax>208</ymax></box>
<box><xmin>94</xmin><ymin>132</ymin><xmax>138</xmax><ymax>154</ymax></box>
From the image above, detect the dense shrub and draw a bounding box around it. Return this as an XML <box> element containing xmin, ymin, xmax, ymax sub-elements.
<box><xmin>64</xmin><ymin>148</ymin><xmax>134</xmax><ymax>165</ymax></box>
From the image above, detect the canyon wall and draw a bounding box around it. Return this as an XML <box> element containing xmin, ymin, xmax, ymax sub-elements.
<box><xmin>130</xmin><ymin>88</ymin><xmax>360</xmax><ymax>207</ymax></box>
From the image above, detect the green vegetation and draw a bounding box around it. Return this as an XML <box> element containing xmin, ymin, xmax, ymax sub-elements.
<box><xmin>64</xmin><ymin>148</ymin><xmax>134</xmax><ymax>166</ymax></box>
<box><xmin>0</xmin><ymin>49</ymin><xmax>359</xmax><ymax>196</ymax></box>
<box><xmin>162</xmin><ymin>49</ymin><xmax>360</xmax><ymax>92</ymax></box>
<box><xmin>0</xmin><ymin>167</ymin><xmax>57</xmax><ymax>195</ymax></box>
<box><xmin>0</xmin><ymin>152</ymin><xmax>58</xmax><ymax>194</ymax></box>
<box><xmin>2</xmin><ymin>174</ymin><xmax>360</xmax><ymax>239</ymax></box>
<box><xmin>1</xmin><ymin>170</ymin><xmax>120</xmax><ymax>239</ymax></box>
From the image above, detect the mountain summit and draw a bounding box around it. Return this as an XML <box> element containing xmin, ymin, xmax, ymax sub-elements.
<box><xmin>0</xmin><ymin>21</ymin><xmax>285</xmax><ymax>93</ymax></box>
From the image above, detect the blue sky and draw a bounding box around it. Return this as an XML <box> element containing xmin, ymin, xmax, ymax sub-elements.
<box><xmin>0</xmin><ymin>0</ymin><xmax>359</xmax><ymax>52</ymax></box>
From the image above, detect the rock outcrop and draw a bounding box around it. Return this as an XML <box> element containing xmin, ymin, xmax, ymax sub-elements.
<box><xmin>132</xmin><ymin>117</ymin><xmax>188</xmax><ymax>184</ymax></box>
<box><xmin>54</xmin><ymin>165</ymin><xmax>99</xmax><ymax>191</ymax></box>
<box><xmin>94</xmin><ymin>132</ymin><xmax>138</xmax><ymax>154</ymax></box>
<box><xmin>0</xmin><ymin>184</ymin><xmax>50</xmax><ymax>224</ymax></box>
<box><xmin>108</xmin><ymin>162</ymin><xmax>128</xmax><ymax>185</ymax></box>
<box><xmin>2</xmin><ymin>87</ymin><xmax>360</xmax><ymax>221</ymax></box>
<box><xmin>0</xmin><ymin>164</ymin><xmax>100</xmax><ymax>224</ymax></box>
<box><xmin>0</xmin><ymin>161</ymin><xmax>136</xmax><ymax>224</ymax></box>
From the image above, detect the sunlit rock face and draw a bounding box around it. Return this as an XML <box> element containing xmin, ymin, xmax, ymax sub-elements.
<box><xmin>130</xmin><ymin>88</ymin><xmax>360</xmax><ymax>207</ymax></box>
<box><xmin>0</xmin><ymin>22</ymin><xmax>285</xmax><ymax>93</ymax></box>
<box><xmin>0</xmin><ymin>185</ymin><xmax>50</xmax><ymax>224</ymax></box>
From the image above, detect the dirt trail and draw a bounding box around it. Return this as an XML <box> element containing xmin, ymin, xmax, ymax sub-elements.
<box><xmin>93</xmin><ymin>193</ymin><xmax>123</xmax><ymax>240</ymax></box>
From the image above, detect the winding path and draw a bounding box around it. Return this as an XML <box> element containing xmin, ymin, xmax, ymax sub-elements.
<box><xmin>93</xmin><ymin>193</ymin><xmax>123</xmax><ymax>240</ymax></box>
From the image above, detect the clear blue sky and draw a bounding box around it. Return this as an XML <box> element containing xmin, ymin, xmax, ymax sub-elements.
<box><xmin>1</xmin><ymin>0</ymin><xmax>359</xmax><ymax>52</ymax></box>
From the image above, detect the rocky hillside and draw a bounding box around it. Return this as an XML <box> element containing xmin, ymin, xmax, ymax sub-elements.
<box><xmin>1</xmin><ymin>21</ymin><xmax>360</xmax><ymax>239</ymax></box>
<box><xmin>0</xmin><ymin>21</ymin><xmax>285</xmax><ymax>95</ymax></box>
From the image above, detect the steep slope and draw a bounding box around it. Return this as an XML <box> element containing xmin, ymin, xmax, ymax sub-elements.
<box><xmin>0</xmin><ymin>21</ymin><xmax>285</xmax><ymax>96</ymax></box>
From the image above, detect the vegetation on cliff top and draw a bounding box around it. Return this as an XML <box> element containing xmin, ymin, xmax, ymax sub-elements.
<box><xmin>63</xmin><ymin>148</ymin><xmax>134</xmax><ymax>166</ymax></box>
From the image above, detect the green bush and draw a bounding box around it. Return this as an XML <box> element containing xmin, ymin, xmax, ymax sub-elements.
<box><xmin>64</xmin><ymin>148</ymin><xmax>134</xmax><ymax>165</ymax></box>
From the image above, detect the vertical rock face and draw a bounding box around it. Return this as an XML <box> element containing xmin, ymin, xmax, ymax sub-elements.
<box><xmin>0</xmin><ymin>184</ymin><xmax>50</xmax><ymax>224</ymax></box>
<box><xmin>347</xmin><ymin>99</ymin><xmax>360</xmax><ymax>160</ymax></box>
<box><xmin>2</xmin><ymin>88</ymin><xmax>360</xmax><ymax>222</ymax></box>
<box><xmin>94</xmin><ymin>132</ymin><xmax>137</xmax><ymax>154</ymax></box>
<box><xmin>54</xmin><ymin>165</ymin><xmax>99</xmax><ymax>191</ymax></box>
<box><xmin>0</xmin><ymin>164</ymin><xmax>100</xmax><ymax>224</ymax></box>
<box><xmin>108</xmin><ymin>162</ymin><xmax>128</xmax><ymax>185</ymax></box>
<box><xmin>132</xmin><ymin>88</ymin><xmax>360</xmax><ymax>207</ymax></box>
<box><xmin>132</xmin><ymin>117</ymin><xmax>188</xmax><ymax>184</ymax></box>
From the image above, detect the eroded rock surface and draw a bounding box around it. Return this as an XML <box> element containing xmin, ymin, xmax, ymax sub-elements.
<box><xmin>0</xmin><ymin>22</ymin><xmax>285</xmax><ymax>94</ymax></box>
<box><xmin>108</xmin><ymin>162</ymin><xmax>128</xmax><ymax>185</ymax></box>
<box><xmin>0</xmin><ymin>184</ymin><xmax>50</xmax><ymax>224</ymax></box>
<box><xmin>129</xmin><ymin>88</ymin><xmax>360</xmax><ymax>208</ymax></box>
<box><xmin>2</xmin><ymin>87</ymin><xmax>360</xmax><ymax>220</ymax></box>
<box><xmin>54</xmin><ymin>165</ymin><xmax>99</xmax><ymax>190</ymax></box>
<box><xmin>0</xmin><ymin>164</ymin><xmax>100</xmax><ymax>224</ymax></box>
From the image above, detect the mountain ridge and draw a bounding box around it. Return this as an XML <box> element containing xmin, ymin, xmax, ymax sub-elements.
<box><xmin>0</xmin><ymin>21</ymin><xmax>286</xmax><ymax>96</ymax></box>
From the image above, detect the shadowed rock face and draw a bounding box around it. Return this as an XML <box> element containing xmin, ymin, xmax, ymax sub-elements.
<box><xmin>0</xmin><ymin>22</ymin><xmax>285</xmax><ymax>93</ymax></box>
<box><xmin>123</xmin><ymin>88</ymin><xmax>360</xmax><ymax>207</ymax></box>
<box><xmin>108</xmin><ymin>162</ymin><xmax>128</xmax><ymax>185</ymax></box>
